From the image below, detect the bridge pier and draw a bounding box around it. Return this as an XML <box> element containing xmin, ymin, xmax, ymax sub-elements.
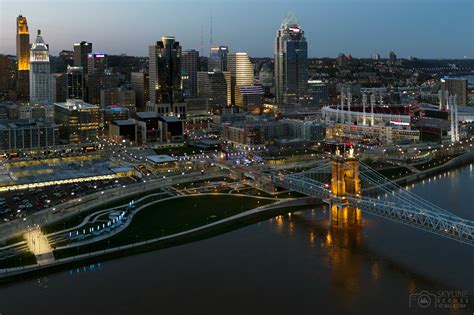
<box><xmin>329</xmin><ymin>203</ymin><xmax>361</xmax><ymax>227</ymax></box>
<box><xmin>329</xmin><ymin>148</ymin><xmax>362</xmax><ymax>227</ymax></box>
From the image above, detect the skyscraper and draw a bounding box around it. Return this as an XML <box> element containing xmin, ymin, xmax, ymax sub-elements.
<box><xmin>66</xmin><ymin>66</ymin><xmax>84</xmax><ymax>99</ymax></box>
<box><xmin>149</xmin><ymin>36</ymin><xmax>183</xmax><ymax>105</ymax></box>
<box><xmin>274</xmin><ymin>13</ymin><xmax>308</xmax><ymax>104</ymax></box>
<box><xmin>30</xmin><ymin>30</ymin><xmax>52</xmax><ymax>104</ymax></box>
<box><xmin>208</xmin><ymin>46</ymin><xmax>228</xmax><ymax>72</ymax></box>
<box><xmin>227</xmin><ymin>52</ymin><xmax>254</xmax><ymax>106</ymax></box>
<box><xmin>197</xmin><ymin>71</ymin><xmax>232</xmax><ymax>108</ymax></box>
<box><xmin>181</xmin><ymin>49</ymin><xmax>199</xmax><ymax>98</ymax></box>
<box><xmin>73</xmin><ymin>41</ymin><xmax>92</xmax><ymax>68</ymax></box>
<box><xmin>87</xmin><ymin>53</ymin><xmax>107</xmax><ymax>74</ymax></box>
<box><xmin>16</xmin><ymin>15</ymin><xmax>30</xmax><ymax>100</ymax></box>
<box><xmin>131</xmin><ymin>71</ymin><xmax>149</xmax><ymax>111</ymax></box>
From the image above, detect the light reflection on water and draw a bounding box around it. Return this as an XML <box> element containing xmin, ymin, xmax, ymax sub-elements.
<box><xmin>0</xmin><ymin>165</ymin><xmax>473</xmax><ymax>314</ymax></box>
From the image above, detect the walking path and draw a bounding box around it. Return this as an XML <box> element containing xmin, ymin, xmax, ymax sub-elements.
<box><xmin>0</xmin><ymin>196</ymin><xmax>321</xmax><ymax>278</ymax></box>
<box><xmin>24</xmin><ymin>228</ymin><xmax>54</xmax><ymax>264</ymax></box>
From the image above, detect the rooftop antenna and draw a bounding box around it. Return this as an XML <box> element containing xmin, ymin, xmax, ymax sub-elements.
<box><xmin>210</xmin><ymin>9</ymin><xmax>213</xmax><ymax>48</ymax></box>
<box><xmin>200</xmin><ymin>24</ymin><xmax>204</xmax><ymax>56</ymax></box>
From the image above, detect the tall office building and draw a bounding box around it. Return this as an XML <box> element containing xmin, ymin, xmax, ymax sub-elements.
<box><xmin>30</xmin><ymin>30</ymin><xmax>52</xmax><ymax>104</ymax></box>
<box><xmin>227</xmin><ymin>52</ymin><xmax>254</xmax><ymax>105</ymax></box>
<box><xmin>57</xmin><ymin>50</ymin><xmax>74</xmax><ymax>72</ymax></box>
<box><xmin>197</xmin><ymin>71</ymin><xmax>232</xmax><ymax>108</ymax></box>
<box><xmin>131</xmin><ymin>71</ymin><xmax>149</xmax><ymax>111</ymax></box>
<box><xmin>182</xmin><ymin>49</ymin><xmax>199</xmax><ymax>98</ymax></box>
<box><xmin>16</xmin><ymin>15</ymin><xmax>30</xmax><ymax>100</ymax></box>
<box><xmin>85</xmin><ymin>73</ymin><xmax>119</xmax><ymax>105</ymax></box>
<box><xmin>87</xmin><ymin>52</ymin><xmax>107</xmax><ymax>74</ymax></box>
<box><xmin>0</xmin><ymin>55</ymin><xmax>16</xmax><ymax>100</ymax></box>
<box><xmin>149</xmin><ymin>36</ymin><xmax>183</xmax><ymax>105</ymax></box>
<box><xmin>73</xmin><ymin>41</ymin><xmax>92</xmax><ymax>68</ymax></box>
<box><xmin>208</xmin><ymin>46</ymin><xmax>228</xmax><ymax>72</ymax></box>
<box><xmin>274</xmin><ymin>13</ymin><xmax>308</xmax><ymax>104</ymax></box>
<box><xmin>441</xmin><ymin>77</ymin><xmax>468</xmax><ymax>106</ymax></box>
<box><xmin>66</xmin><ymin>66</ymin><xmax>84</xmax><ymax>99</ymax></box>
<box><xmin>52</xmin><ymin>73</ymin><xmax>67</xmax><ymax>102</ymax></box>
<box><xmin>54</xmin><ymin>99</ymin><xmax>100</xmax><ymax>144</ymax></box>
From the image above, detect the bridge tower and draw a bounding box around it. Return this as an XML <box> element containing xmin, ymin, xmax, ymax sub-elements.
<box><xmin>329</xmin><ymin>148</ymin><xmax>362</xmax><ymax>227</ymax></box>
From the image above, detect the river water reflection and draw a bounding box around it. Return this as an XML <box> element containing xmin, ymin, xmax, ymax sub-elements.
<box><xmin>0</xmin><ymin>164</ymin><xmax>473</xmax><ymax>314</ymax></box>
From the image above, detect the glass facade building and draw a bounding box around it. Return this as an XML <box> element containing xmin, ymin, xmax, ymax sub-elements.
<box><xmin>208</xmin><ymin>46</ymin><xmax>228</xmax><ymax>72</ymax></box>
<box><xmin>149</xmin><ymin>36</ymin><xmax>183</xmax><ymax>105</ymax></box>
<box><xmin>274</xmin><ymin>14</ymin><xmax>308</xmax><ymax>104</ymax></box>
<box><xmin>54</xmin><ymin>99</ymin><xmax>100</xmax><ymax>144</ymax></box>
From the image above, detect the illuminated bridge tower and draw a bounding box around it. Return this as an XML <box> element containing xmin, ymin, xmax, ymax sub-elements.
<box><xmin>329</xmin><ymin>148</ymin><xmax>362</xmax><ymax>227</ymax></box>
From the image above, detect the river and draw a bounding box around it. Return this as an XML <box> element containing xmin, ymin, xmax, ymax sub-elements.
<box><xmin>0</xmin><ymin>164</ymin><xmax>473</xmax><ymax>315</ymax></box>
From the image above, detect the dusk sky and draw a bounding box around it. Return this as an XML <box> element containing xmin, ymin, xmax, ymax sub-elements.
<box><xmin>1</xmin><ymin>0</ymin><xmax>473</xmax><ymax>59</ymax></box>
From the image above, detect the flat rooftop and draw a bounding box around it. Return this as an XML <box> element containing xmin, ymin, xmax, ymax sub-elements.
<box><xmin>146</xmin><ymin>155</ymin><xmax>177</xmax><ymax>164</ymax></box>
<box><xmin>54</xmin><ymin>99</ymin><xmax>100</xmax><ymax>110</ymax></box>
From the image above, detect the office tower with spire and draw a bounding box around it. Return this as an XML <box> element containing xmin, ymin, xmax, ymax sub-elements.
<box><xmin>227</xmin><ymin>52</ymin><xmax>254</xmax><ymax>106</ymax></box>
<box><xmin>30</xmin><ymin>30</ymin><xmax>52</xmax><ymax>104</ymax></box>
<box><xmin>16</xmin><ymin>15</ymin><xmax>30</xmax><ymax>100</ymax></box>
<box><xmin>149</xmin><ymin>36</ymin><xmax>183</xmax><ymax>105</ymax></box>
<box><xmin>208</xmin><ymin>46</ymin><xmax>228</xmax><ymax>72</ymax></box>
<box><xmin>73</xmin><ymin>41</ymin><xmax>92</xmax><ymax>68</ymax></box>
<box><xmin>182</xmin><ymin>49</ymin><xmax>199</xmax><ymax>98</ymax></box>
<box><xmin>274</xmin><ymin>13</ymin><xmax>308</xmax><ymax>104</ymax></box>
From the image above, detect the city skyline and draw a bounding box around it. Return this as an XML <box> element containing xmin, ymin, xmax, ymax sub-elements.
<box><xmin>0</xmin><ymin>0</ymin><xmax>473</xmax><ymax>59</ymax></box>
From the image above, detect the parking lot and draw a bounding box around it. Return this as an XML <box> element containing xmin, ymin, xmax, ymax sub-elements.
<box><xmin>0</xmin><ymin>177</ymin><xmax>136</xmax><ymax>224</ymax></box>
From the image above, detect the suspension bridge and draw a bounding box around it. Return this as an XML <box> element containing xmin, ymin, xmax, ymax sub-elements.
<box><xmin>272</xmin><ymin>149</ymin><xmax>474</xmax><ymax>246</ymax></box>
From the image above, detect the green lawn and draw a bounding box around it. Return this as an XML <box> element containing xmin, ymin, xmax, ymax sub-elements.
<box><xmin>43</xmin><ymin>187</ymin><xmax>166</xmax><ymax>234</ymax></box>
<box><xmin>53</xmin><ymin>195</ymin><xmax>275</xmax><ymax>259</ymax></box>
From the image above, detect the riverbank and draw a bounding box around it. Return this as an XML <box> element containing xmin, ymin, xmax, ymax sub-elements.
<box><xmin>0</xmin><ymin>170</ymin><xmax>228</xmax><ymax>243</ymax></box>
<box><xmin>0</xmin><ymin>196</ymin><xmax>323</xmax><ymax>283</ymax></box>
<box><xmin>393</xmin><ymin>150</ymin><xmax>474</xmax><ymax>187</ymax></box>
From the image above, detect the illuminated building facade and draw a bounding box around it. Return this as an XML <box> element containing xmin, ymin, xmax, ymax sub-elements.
<box><xmin>329</xmin><ymin>151</ymin><xmax>362</xmax><ymax>227</ymax></box>
<box><xmin>30</xmin><ymin>30</ymin><xmax>52</xmax><ymax>104</ymax></box>
<box><xmin>54</xmin><ymin>99</ymin><xmax>100</xmax><ymax>144</ymax></box>
<box><xmin>237</xmin><ymin>85</ymin><xmax>264</xmax><ymax>112</ymax></box>
<box><xmin>149</xmin><ymin>36</ymin><xmax>183</xmax><ymax>105</ymax></box>
<box><xmin>227</xmin><ymin>52</ymin><xmax>254</xmax><ymax>106</ymax></box>
<box><xmin>16</xmin><ymin>15</ymin><xmax>30</xmax><ymax>100</ymax></box>
<box><xmin>208</xmin><ymin>46</ymin><xmax>228</xmax><ymax>72</ymax></box>
<box><xmin>274</xmin><ymin>13</ymin><xmax>308</xmax><ymax>104</ymax></box>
